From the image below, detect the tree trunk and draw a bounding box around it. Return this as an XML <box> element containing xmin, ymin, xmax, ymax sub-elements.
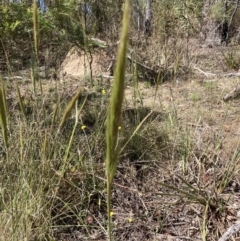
<box><xmin>201</xmin><ymin>0</ymin><xmax>228</xmax><ymax>46</ymax></box>
<box><xmin>145</xmin><ymin>0</ymin><xmax>152</xmax><ymax>36</ymax></box>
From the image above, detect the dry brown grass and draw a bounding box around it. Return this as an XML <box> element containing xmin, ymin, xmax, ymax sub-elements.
<box><xmin>1</xmin><ymin>38</ymin><xmax>240</xmax><ymax>241</ymax></box>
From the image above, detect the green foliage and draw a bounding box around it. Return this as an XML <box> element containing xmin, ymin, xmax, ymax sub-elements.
<box><xmin>1</xmin><ymin>1</ymin><xmax>240</xmax><ymax>240</ymax></box>
<box><xmin>105</xmin><ymin>1</ymin><xmax>130</xmax><ymax>239</ymax></box>
<box><xmin>191</xmin><ymin>92</ymin><xmax>201</xmax><ymax>102</ymax></box>
<box><xmin>0</xmin><ymin>2</ymin><xmax>85</xmax><ymax>70</ymax></box>
<box><xmin>0</xmin><ymin>3</ymin><xmax>32</xmax><ymax>39</ymax></box>
<box><xmin>210</xmin><ymin>2</ymin><xmax>225</xmax><ymax>21</ymax></box>
<box><xmin>221</xmin><ymin>50</ymin><xmax>240</xmax><ymax>70</ymax></box>
<box><xmin>154</xmin><ymin>0</ymin><xmax>203</xmax><ymax>42</ymax></box>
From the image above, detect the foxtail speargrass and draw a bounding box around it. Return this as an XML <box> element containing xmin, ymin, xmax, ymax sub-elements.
<box><xmin>58</xmin><ymin>87</ymin><xmax>83</xmax><ymax>132</ymax></box>
<box><xmin>105</xmin><ymin>1</ymin><xmax>130</xmax><ymax>240</ymax></box>
<box><xmin>0</xmin><ymin>78</ymin><xmax>8</xmax><ymax>159</ymax></box>
<box><xmin>33</xmin><ymin>0</ymin><xmax>39</xmax><ymax>62</ymax></box>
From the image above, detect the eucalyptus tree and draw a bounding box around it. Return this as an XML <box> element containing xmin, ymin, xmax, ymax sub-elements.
<box><xmin>145</xmin><ymin>0</ymin><xmax>152</xmax><ymax>36</ymax></box>
<box><xmin>201</xmin><ymin>0</ymin><xmax>240</xmax><ymax>46</ymax></box>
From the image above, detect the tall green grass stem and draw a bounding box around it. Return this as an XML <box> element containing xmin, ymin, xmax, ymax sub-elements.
<box><xmin>105</xmin><ymin>1</ymin><xmax>130</xmax><ymax>240</ymax></box>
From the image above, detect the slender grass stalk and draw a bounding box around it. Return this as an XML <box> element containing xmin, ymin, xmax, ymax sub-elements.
<box><xmin>174</xmin><ymin>52</ymin><xmax>181</xmax><ymax>77</ymax></box>
<box><xmin>105</xmin><ymin>1</ymin><xmax>130</xmax><ymax>240</ymax></box>
<box><xmin>158</xmin><ymin>175</ymin><xmax>221</xmax><ymax>211</ymax></box>
<box><xmin>15</xmin><ymin>82</ymin><xmax>26</xmax><ymax>120</ymax></box>
<box><xmin>1</xmin><ymin>78</ymin><xmax>7</xmax><ymax>116</ymax></box>
<box><xmin>63</xmin><ymin>96</ymin><xmax>86</xmax><ymax>164</ymax></box>
<box><xmin>57</xmin><ymin>93</ymin><xmax>86</xmax><ymax>178</ymax></box>
<box><xmin>31</xmin><ymin>65</ymin><xmax>36</xmax><ymax>96</ymax></box>
<box><xmin>153</xmin><ymin>71</ymin><xmax>162</xmax><ymax>105</ymax></box>
<box><xmin>0</xmin><ymin>80</ymin><xmax>12</xmax><ymax>238</ymax></box>
<box><xmin>58</xmin><ymin>87</ymin><xmax>83</xmax><ymax>131</ymax></box>
<box><xmin>158</xmin><ymin>181</ymin><xmax>208</xmax><ymax>206</ymax></box>
<box><xmin>0</xmin><ymin>80</ymin><xmax>8</xmax><ymax>157</ymax></box>
<box><xmin>51</xmin><ymin>98</ymin><xmax>60</xmax><ymax>129</ymax></box>
<box><xmin>33</xmin><ymin>0</ymin><xmax>39</xmax><ymax>62</ymax></box>
<box><xmin>218</xmin><ymin>148</ymin><xmax>240</xmax><ymax>193</ymax></box>
<box><xmin>32</xmin><ymin>0</ymin><xmax>40</xmax><ymax>98</ymax></box>
<box><xmin>120</xmin><ymin>110</ymin><xmax>153</xmax><ymax>154</ymax></box>
<box><xmin>131</xmin><ymin>54</ymin><xmax>138</xmax><ymax>107</ymax></box>
<box><xmin>19</xmin><ymin>123</ymin><xmax>23</xmax><ymax>163</ymax></box>
<box><xmin>201</xmin><ymin>202</ymin><xmax>209</xmax><ymax>241</ymax></box>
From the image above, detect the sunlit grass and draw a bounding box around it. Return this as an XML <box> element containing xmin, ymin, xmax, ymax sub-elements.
<box><xmin>105</xmin><ymin>1</ymin><xmax>130</xmax><ymax>240</ymax></box>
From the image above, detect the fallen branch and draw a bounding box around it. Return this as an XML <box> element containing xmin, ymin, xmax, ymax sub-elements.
<box><xmin>3</xmin><ymin>76</ymin><xmax>23</xmax><ymax>80</ymax></box>
<box><xmin>193</xmin><ymin>66</ymin><xmax>217</xmax><ymax>78</ymax></box>
<box><xmin>127</xmin><ymin>54</ymin><xmax>174</xmax><ymax>82</ymax></box>
<box><xmin>98</xmin><ymin>74</ymin><xmax>132</xmax><ymax>82</ymax></box>
<box><xmin>223</xmin><ymin>84</ymin><xmax>240</xmax><ymax>101</ymax></box>
<box><xmin>223</xmin><ymin>72</ymin><xmax>240</xmax><ymax>78</ymax></box>
<box><xmin>194</xmin><ymin>66</ymin><xmax>240</xmax><ymax>78</ymax></box>
<box><xmin>107</xmin><ymin>54</ymin><xmax>161</xmax><ymax>82</ymax></box>
<box><xmin>218</xmin><ymin>221</ymin><xmax>240</xmax><ymax>241</ymax></box>
<box><xmin>127</xmin><ymin>54</ymin><xmax>160</xmax><ymax>74</ymax></box>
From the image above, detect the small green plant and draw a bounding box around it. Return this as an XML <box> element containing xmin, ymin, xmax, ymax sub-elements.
<box><xmin>221</xmin><ymin>50</ymin><xmax>240</xmax><ymax>70</ymax></box>
<box><xmin>218</xmin><ymin>148</ymin><xmax>240</xmax><ymax>193</ymax></box>
<box><xmin>180</xmin><ymin>127</ymin><xmax>192</xmax><ymax>175</ymax></box>
<box><xmin>191</xmin><ymin>92</ymin><xmax>201</xmax><ymax>102</ymax></box>
<box><xmin>204</xmin><ymin>81</ymin><xmax>217</xmax><ymax>91</ymax></box>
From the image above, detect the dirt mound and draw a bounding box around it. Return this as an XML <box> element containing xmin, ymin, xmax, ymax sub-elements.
<box><xmin>60</xmin><ymin>47</ymin><xmax>110</xmax><ymax>80</ymax></box>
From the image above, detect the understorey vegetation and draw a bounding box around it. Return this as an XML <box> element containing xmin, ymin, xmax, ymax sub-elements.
<box><xmin>0</xmin><ymin>1</ymin><xmax>240</xmax><ymax>241</ymax></box>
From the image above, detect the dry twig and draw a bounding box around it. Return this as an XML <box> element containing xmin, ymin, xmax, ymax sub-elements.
<box><xmin>218</xmin><ymin>221</ymin><xmax>240</xmax><ymax>241</ymax></box>
<box><xmin>223</xmin><ymin>85</ymin><xmax>240</xmax><ymax>101</ymax></box>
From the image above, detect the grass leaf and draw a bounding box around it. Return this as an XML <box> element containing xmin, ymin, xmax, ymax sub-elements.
<box><xmin>105</xmin><ymin>1</ymin><xmax>130</xmax><ymax>240</ymax></box>
<box><xmin>0</xmin><ymin>80</ymin><xmax>8</xmax><ymax>150</ymax></box>
<box><xmin>58</xmin><ymin>87</ymin><xmax>83</xmax><ymax>131</ymax></box>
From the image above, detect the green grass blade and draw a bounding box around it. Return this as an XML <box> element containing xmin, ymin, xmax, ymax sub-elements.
<box><xmin>51</xmin><ymin>98</ymin><xmax>60</xmax><ymax>129</ymax></box>
<box><xmin>58</xmin><ymin>87</ymin><xmax>83</xmax><ymax>131</ymax></box>
<box><xmin>120</xmin><ymin>110</ymin><xmax>153</xmax><ymax>154</ymax></box>
<box><xmin>15</xmin><ymin>82</ymin><xmax>26</xmax><ymax>120</ymax></box>
<box><xmin>106</xmin><ymin>0</ymin><xmax>130</xmax><ymax>185</ymax></box>
<box><xmin>201</xmin><ymin>202</ymin><xmax>209</xmax><ymax>241</ymax></box>
<box><xmin>63</xmin><ymin>96</ymin><xmax>87</xmax><ymax>163</ymax></box>
<box><xmin>105</xmin><ymin>1</ymin><xmax>130</xmax><ymax>240</ymax></box>
<box><xmin>218</xmin><ymin>148</ymin><xmax>240</xmax><ymax>193</ymax></box>
<box><xmin>33</xmin><ymin>0</ymin><xmax>39</xmax><ymax>61</ymax></box>
<box><xmin>0</xmin><ymin>82</ymin><xmax>8</xmax><ymax>150</ymax></box>
<box><xmin>177</xmin><ymin>175</ymin><xmax>205</xmax><ymax>194</ymax></box>
<box><xmin>157</xmin><ymin>181</ymin><xmax>208</xmax><ymax>206</ymax></box>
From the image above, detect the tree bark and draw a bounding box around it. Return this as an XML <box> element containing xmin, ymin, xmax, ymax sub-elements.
<box><xmin>145</xmin><ymin>0</ymin><xmax>152</xmax><ymax>36</ymax></box>
<box><xmin>201</xmin><ymin>0</ymin><xmax>228</xmax><ymax>46</ymax></box>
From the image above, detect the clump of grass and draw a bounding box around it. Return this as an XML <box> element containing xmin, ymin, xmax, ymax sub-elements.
<box><xmin>218</xmin><ymin>148</ymin><xmax>240</xmax><ymax>193</ymax></box>
<box><xmin>105</xmin><ymin>1</ymin><xmax>130</xmax><ymax>240</ymax></box>
<box><xmin>221</xmin><ymin>50</ymin><xmax>240</xmax><ymax>70</ymax></box>
<box><xmin>191</xmin><ymin>92</ymin><xmax>201</xmax><ymax>102</ymax></box>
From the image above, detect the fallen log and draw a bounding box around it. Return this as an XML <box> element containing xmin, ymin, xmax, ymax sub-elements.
<box><xmin>218</xmin><ymin>221</ymin><xmax>240</xmax><ymax>241</ymax></box>
<box><xmin>223</xmin><ymin>84</ymin><xmax>240</xmax><ymax>101</ymax></box>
